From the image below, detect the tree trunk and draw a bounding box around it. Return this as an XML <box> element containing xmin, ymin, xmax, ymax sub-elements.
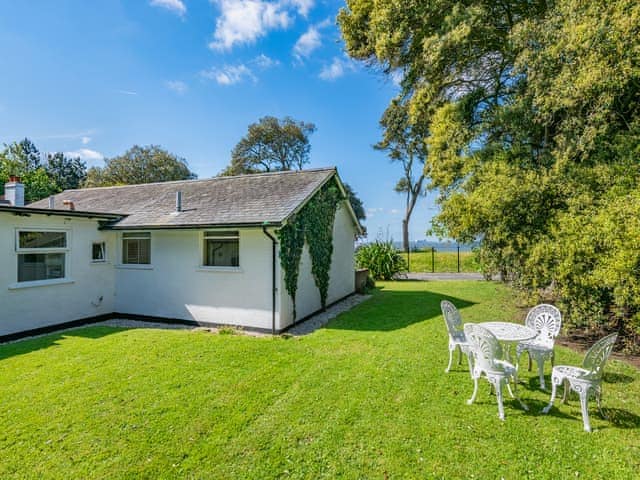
<box><xmin>402</xmin><ymin>218</ymin><xmax>409</xmax><ymax>253</ymax></box>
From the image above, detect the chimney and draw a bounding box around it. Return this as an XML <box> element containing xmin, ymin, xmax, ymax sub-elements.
<box><xmin>176</xmin><ymin>191</ymin><xmax>182</xmax><ymax>212</ymax></box>
<box><xmin>63</xmin><ymin>200</ymin><xmax>75</xmax><ymax>211</ymax></box>
<box><xmin>48</xmin><ymin>196</ymin><xmax>55</xmax><ymax>209</ymax></box>
<box><xmin>4</xmin><ymin>176</ymin><xmax>25</xmax><ymax>207</ymax></box>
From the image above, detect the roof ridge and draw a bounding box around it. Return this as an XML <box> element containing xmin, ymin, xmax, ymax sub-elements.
<box><xmin>60</xmin><ymin>167</ymin><xmax>337</xmax><ymax>193</ymax></box>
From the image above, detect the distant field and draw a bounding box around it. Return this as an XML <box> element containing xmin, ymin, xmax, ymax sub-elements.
<box><xmin>402</xmin><ymin>249</ymin><xmax>480</xmax><ymax>273</ymax></box>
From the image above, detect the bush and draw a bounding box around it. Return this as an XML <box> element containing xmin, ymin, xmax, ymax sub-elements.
<box><xmin>355</xmin><ymin>241</ymin><xmax>407</xmax><ymax>280</ymax></box>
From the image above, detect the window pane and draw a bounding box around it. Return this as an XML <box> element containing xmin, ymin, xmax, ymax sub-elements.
<box><xmin>92</xmin><ymin>242</ymin><xmax>105</xmax><ymax>261</ymax></box>
<box><xmin>19</xmin><ymin>231</ymin><xmax>66</xmax><ymax>249</ymax></box>
<box><xmin>123</xmin><ymin>238</ymin><xmax>150</xmax><ymax>264</ymax></box>
<box><xmin>18</xmin><ymin>253</ymin><xmax>65</xmax><ymax>282</ymax></box>
<box><xmin>204</xmin><ymin>239</ymin><xmax>239</xmax><ymax>267</ymax></box>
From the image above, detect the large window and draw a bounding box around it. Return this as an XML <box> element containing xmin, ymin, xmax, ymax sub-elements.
<box><xmin>203</xmin><ymin>231</ymin><xmax>239</xmax><ymax>267</ymax></box>
<box><xmin>122</xmin><ymin>232</ymin><xmax>151</xmax><ymax>265</ymax></box>
<box><xmin>16</xmin><ymin>230</ymin><xmax>67</xmax><ymax>282</ymax></box>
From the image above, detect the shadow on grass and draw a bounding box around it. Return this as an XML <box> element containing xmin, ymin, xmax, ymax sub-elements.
<box><xmin>603</xmin><ymin>372</ymin><xmax>635</xmax><ymax>384</ymax></box>
<box><xmin>325</xmin><ymin>287</ymin><xmax>476</xmax><ymax>332</ymax></box>
<box><xmin>0</xmin><ymin>326</ymin><xmax>124</xmax><ymax>362</ymax></box>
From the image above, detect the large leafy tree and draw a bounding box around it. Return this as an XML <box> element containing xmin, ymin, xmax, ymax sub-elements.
<box><xmin>222</xmin><ymin>116</ymin><xmax>316</xmax><ymax>175</ymax></box>
<box><xmin>375</xmin><ymin>98</ymin><xmax>427</xmax><ymax>252</ymax></box>
<box><xmin>45</xmin><ymin>152</ymin><xmax>87</xmax><ymax>191</ymax></box>
<box><xmin>84</xmin><ymin>145</ymin><xmax>196</xmax><ymax>187</ymax></box>
<box><xmin>0</xmin><ymin>138</ymin><xmax>59</xmax><ymax>202</ymax></box>
<box><xmin>339</xmin><ymin>0</ymin><xmax>640</xmax><ymax>347</ymax></box>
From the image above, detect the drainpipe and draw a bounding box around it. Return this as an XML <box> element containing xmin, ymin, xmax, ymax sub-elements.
<box><xmin>262</xmin><ymin>224</ymin><xmax>277</xmax><ymax>335</ymax></box>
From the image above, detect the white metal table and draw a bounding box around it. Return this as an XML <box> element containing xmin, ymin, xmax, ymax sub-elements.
<box><xmin>477</xmin><ymin>321</ymin><xmax>537</xmax><ymax>369</ymax></box>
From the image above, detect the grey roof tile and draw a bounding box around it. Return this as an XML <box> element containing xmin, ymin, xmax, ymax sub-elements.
<box><xmin>29</xmin><ymin>168</ymin><xmax>337</xmax><ymax>229</ymax></box>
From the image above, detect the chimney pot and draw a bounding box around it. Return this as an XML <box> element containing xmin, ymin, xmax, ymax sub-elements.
<box><xmin>176</xmin><ymin>191</ymin><xmax>182</xmax><ymax>212</ymax></box>
<box><xmin>63</xmin><ymin>200</ymin><xmax>75</xmax><ymax>211</ymax></box>
<box><xmin>49</xmin><ymin>196</ymin><xmax>55</xmax><ymax>209</ymax></box>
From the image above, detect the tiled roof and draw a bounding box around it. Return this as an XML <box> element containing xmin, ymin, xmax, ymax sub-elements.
<box><xmin>29</xmin><ymin>168</ymin><xmax>338</xmax><ymax>229</ymax></box>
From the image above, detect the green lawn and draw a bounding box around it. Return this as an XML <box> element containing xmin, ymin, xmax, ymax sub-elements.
<box><xmin>404</xmin><ymin>250</ymin><xmax>480</xmax><ymax>273</ymax></box>
<box><xmin>1</xmin><ymin>281</ymin><xmax>639</xmax><ymax>479</ymax></box>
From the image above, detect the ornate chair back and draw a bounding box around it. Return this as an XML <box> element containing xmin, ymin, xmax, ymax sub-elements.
<box><xmin>582</xmin><ymin>333</ymin><xmax>618</xmax><ymax>381</ymax></box>
<box><xmin>525</xmin><ymin>304</ymin><xmax>562</xmax><ymax>348</ymax></box>
<box><xmin>441</xmin><ymin>300</ymin><xmax>464</xmax><ymax>340</ymax></box>
<box><xmin>464</xmin><ymin>323</ymin><xmax>504</xmax><ymax>372</ymax></box>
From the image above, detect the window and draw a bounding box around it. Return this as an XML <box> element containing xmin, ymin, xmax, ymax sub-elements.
<box><xmin>203</xmin><ymin>231</ymin><xmax>239</xmax><ymax>267</ymax></box>
<box><xmin>16</xmin><ymin>230</ymin><xmax>67</xmax><ymax>282</ymax></box>
<box><xmin>92</xmin><ymin>242</ymin><xmax>106</xmax><ymax>262</ymax></box>
<box><xmin>122</xmin><ymin>232</ymin><xmax>151</xmax><ymax>265</ymax></box>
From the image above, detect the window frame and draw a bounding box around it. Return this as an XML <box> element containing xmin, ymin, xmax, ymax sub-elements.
<box><xmin>14</xmin><ymin>228</ymin><xmax>71</xmax><ymax>286</ymax></box>
<box><xmin>91</xmin><ymin>241</ymin><xmax>107</xmax><ymax>263</ymax></box>
<box><xmin>200</xmin><ymin>230</ymin><xmax>241</xmax><ymax>270</ymax></box>
<box><xmin>119</xmin><ymin>232</ymin><xmax>152</xmax><ymax>267</ymax></box>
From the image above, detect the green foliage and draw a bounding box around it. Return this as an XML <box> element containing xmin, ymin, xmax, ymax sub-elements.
<box><xmin>84</xmin><ymin>145</ymin><xmax>196</xmax><ymax>187</ymax></box>
<box><xmin>355</xmin><ymin>241</ymin><xmax>407</xmax><ymax>280</ymax></box>
<box><xmin>222</xmin><ymin>116</ymin><xmax>316</xmax><ymax>176</ymax></box>
<box><xmin>0</xmin><ymin>139</ymin><xmax>60</xmax><ymax>201</ymax></box>
<box><xmin>342</xmin><ymin>182</ymin><xmax>366</xmax><ymax>222</ymax></box>
<box><xmin>339</xmin><ymin>0</ymin><xmax>640</xmax><ymax>345</ymax></box>
<box><xmin>277</xmin><ymin>179</ymin><xmax>343</xmax><ymax>317</ymax></box>
<box><xmin>45</xmin><ymin>152</ymin><xmax>87</xmax><ymax>191</ymax></box>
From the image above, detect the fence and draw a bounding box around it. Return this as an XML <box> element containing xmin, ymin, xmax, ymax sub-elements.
<box><xmin>402</xmin><ymin>245</ymin><xmax>478</xmax><ymax>273</ymax></box>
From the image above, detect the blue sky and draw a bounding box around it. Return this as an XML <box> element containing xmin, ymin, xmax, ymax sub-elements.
<box><xmin>0</xmin><ymin>0</ymin><xmax>439</xmax><ymax>241</ymax></box>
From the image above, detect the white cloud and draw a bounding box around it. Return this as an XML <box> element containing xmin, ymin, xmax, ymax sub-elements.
<box><xmin>293</xmin><ymin>26</ymin><xmax>321</xmax><ymax>60</ymax></box>
<box><xmin>65</xmin><ymin>148</ymin><xmax>104</xmax><ymax>166</ymax></box>
<box><xmin>252</xmin><ymin>53</ymin><xmax>279</xmax><ymax>69</ymax></box>
<box><xmin>81</xmin><ymin>136</ymin><xmax>92</xmax><ymax>145</ymax></box>
<box><xmin>150</xmin><ymin>0</ymin><xmax>186</xmax><ymax>16</ymax></box>
<box><xmin>287</xmin><ymin>0</ymin><xmax>314</xmax><ymax>17</ymax></box>
<box><xmin>319</xmin><ymin>56</ymin><xmax>356</xmax><ymax>81</ymax></box>
<box><xmin>209</xmin><ymin>0</ymin><xmax>292</xmax><ymax>51</ymax></box>
<box><xmin>116</xmin><ymin>89</ymin><xmax>138</xmax><ymax>96</ymax></box>
<box><xmin>165</xmin><ymin>80</ymin><xmax>188</xmax><ymax>94</ymax></box>
<box><xmin>201</xmin><ymin>64</ymin><xmax>256</xmax><ymax>85</ymax></box>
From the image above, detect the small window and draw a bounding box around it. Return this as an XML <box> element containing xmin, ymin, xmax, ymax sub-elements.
<box><xmin>122</xmin><ymin>232</ymin><xmax>151</xmax><ymax>265</ymax></box>
<box><xmin>92</xmin><ymin>242</ymin><xmax>106</xmax><ymax>262</ymax></box>
<box><xmin>203</xmin><ymin>231</ymin><xmax>239</xmax><ymax>267</ymax></box>
<box><xmin>16</xmin><ymin>230</ymin><xmax>68</xmax><ymax>283</ymax></box>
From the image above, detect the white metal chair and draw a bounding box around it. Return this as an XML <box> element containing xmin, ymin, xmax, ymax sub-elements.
<box><xmin>464</xmin><ymin>323</ymin><xmax>528</xmax><ymax>420</ymax></box>
<box><xmin>440</xmin><ymin>300</ymin><xmax>473</xmax><ymax>373</ymax></box>
<box><xmin>516</xmin><ymin>304</ymin><xmax>562</xmax><ymax>389</ymax></box>
<box><xmin>541</xmin><ymin>333</ymin><xmax>618</xmax><ymax>432</ymax></box>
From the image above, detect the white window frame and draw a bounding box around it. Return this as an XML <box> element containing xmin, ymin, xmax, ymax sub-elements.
<box><xmin>91</xmin><ymin>241</ymin><xmax>107</xmax><ymax>263</ymax></box>
<box><xmin>118</xmin><ymin>232</ymin><xmax>153</xmax><ymax>269</ymax></box>
<box><xmin>13</xmin><ymin>228</ymin><xmax>71</xmax><ymax>287</ymax></box>
<box><xmin>199</xmin><ymin>230</ymin><xmax>241</xmax><ymax>271</ymax></box>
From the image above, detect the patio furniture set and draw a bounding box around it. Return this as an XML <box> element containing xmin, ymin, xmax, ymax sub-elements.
<box><xmin>441</xmin><ymin>300</ymin><xmax>618</xmax><ymax>432</ymax></box>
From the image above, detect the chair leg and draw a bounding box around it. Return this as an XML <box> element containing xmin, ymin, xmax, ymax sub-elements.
<box><xmin>467</xmin><ymin>377</ymin><xmax>479</xmax><ymax>405</ymax></box>
<box><xmin>595</xmin><ymin>386</ymin><xmax>608</xmax><ymax>420</ymax></box>
<box><xmin>509</xmin><ymin>375</ymin><xmax>529</xmax><ymax>411</ymax></box>
<box><xmin>495</xmin><ymin>379</ymin><xmax>505</xmax><ymax>421</ymax></box>
<box><xmin>535</xmin><ymin>356</ymin><xmax>546</xmax><ymax>390</ymax></box>
<box><xmin>542</xmin><ymin>378</ymin><xmax>558</xmax><ymax>414</ymax></box>
<box><xmin>466</xmin><ymin>352</ymin><xmax>473</xmax><ymax>376</ymax></box>
<box><xmin>446</xmin><ymin>345</ymin><xmax>454</xmax><ymax>373</ymax></box>
<box><xmin>579</xmin><ymin>390</ymin><xmax>592</xmax><ymax>432</ymax></box>
<box><xmin>561</xmin><ymin>379</ymin><xmax>570</xmax><ymax>403</ymax></box>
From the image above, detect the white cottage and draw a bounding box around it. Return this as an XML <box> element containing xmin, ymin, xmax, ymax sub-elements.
<box><xmin>0</xmin><ymin>168</ymin><xmax>362</xmax><ymax>341</ymax></box>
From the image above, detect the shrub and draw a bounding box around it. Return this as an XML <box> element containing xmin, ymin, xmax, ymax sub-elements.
<box><xmin>355</xmin><ymin>241</ymin><xmax>407</xmax><ymax>280</ymax></box>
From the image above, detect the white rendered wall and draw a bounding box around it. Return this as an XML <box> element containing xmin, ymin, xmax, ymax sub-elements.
<box><xmin>0</xmin><ymin>213</ymin><xmax>116</xmax><ymax>336</ymax></box>
<box><xmin>279</xmin><ymin>202</ymin><xmax>357</xmax><ymax>329</ymax></box>
<box><xmin>114</xmin><ymin>228</ymin><xmax>279</xmax><ymax>331</ymax></box>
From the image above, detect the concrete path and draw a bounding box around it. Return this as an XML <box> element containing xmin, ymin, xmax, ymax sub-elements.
<box><xmin>397</xmin><ymin>272</ymin><xmax>488</xmax><ymax>281</ymax></box>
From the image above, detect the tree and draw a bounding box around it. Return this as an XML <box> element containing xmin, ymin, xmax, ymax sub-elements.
<box><xmin>339</xmin><ymin>0</ymin><xmax>640</xmax><ymax>349</ymax></box>
<box><xmin>222</xmin><ymin>116</ymin><xmax>316</xmax><ymax>176</ymax></box>
<box><xmin>0</xmin><ymin>139</ymin><xmax>58</xmax><ymax>202</ymax></box>
<box><xmin>84</xmin><ymin>145</ymin><xmax>197</xmax><ymax>187</ymax></box>
<box><xmin>374</xmin><ymin>98</ymin><xmax>427</xmax><ymax>252</ymax></box>
<box><xmin>342</xmin><ymin>183</ymin><xmax>366</xmax><ymax>222</ymax></box>
<box><xmin>45</xmin><ymin>152</ymin><xmax>87</xmax><ymax>191</ymax></box>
